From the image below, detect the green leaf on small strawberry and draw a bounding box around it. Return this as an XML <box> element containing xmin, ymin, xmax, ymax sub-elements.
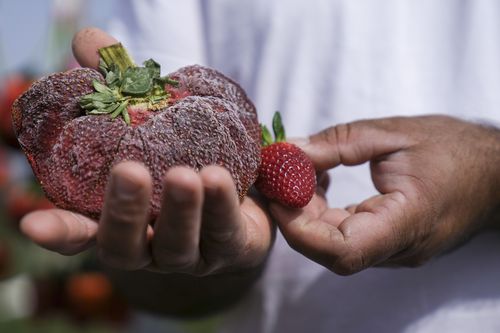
<box><xmin>261</xmin><ymin>125</ymin><xmax>274</xmax><ymax>146</ymax></box>
<box><xmin>260</xmin><ymin>111</ymin><xmax>287</xmax><ymax>146</ymax></box>
<box><xmin>272</xmin><ymin>111</ymin><xmax>286</xmax><ymax>142</ymax></box>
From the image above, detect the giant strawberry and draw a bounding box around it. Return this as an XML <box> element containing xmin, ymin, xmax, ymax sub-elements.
<box><xmin>12</xmin><ymin>43</ymin><xmax>261</xmax><ymax>219</ymax></box>
<box><xmin>255</xmin><ymin>112</ymin><xmax>316</xmax><ymax>208</ymax></box>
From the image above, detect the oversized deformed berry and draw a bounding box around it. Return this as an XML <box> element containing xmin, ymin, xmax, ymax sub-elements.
<box><xmin>12</xmin><ymin>43</ymin><xmax>261</xmax><ymax>220</ymax></box>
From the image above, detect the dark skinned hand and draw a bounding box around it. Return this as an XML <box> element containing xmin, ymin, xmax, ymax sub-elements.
<box><xmin>272</xmin><ymin>116</ymin><xmax>500</xmax><ymax>275</ymax></box>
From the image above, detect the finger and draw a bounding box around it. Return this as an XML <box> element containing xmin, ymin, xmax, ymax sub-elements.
<box><xmin>296</xmin><ymin>119</ymin><xmax>409</xmax><ymax>171</ymax></box>
<box><xmin>272</xmin><ymin>192</ymin><xmax>410</xmax><ymax>275</ymax></box>
<box><xmin>317</xmin><ymin>171</ymin><xmax>330</xmax><ymax>193</ymax></box>
<box><xmin>198</xmin><ymin>166</ymin><xmax>246</xmax><ymax>270</ymax></box>
<box><xmin>239</xmin><ymin>196</ymin><xmax>276</xmax><ymax>267</ymax></box>
<box><xmin>72</xmin><ymin>27</ymin><xmax>118</xmax><ymax>69</ymax></box>
<box><xmin>98</xmin><ymin>161</ymin><xmax>152</xmax><ymax>270</ymax></box>
<box><xmin>152</xmin><ymin>167</ymin><xmax>203</xmax><ymax>272</ymax></box>
<box><xmin>345</xmin><ymin>204</ymin><xmax>357</xmax><ymax>214</ymax></box>
<box><xmin>20</xmin><ymin>209</ymin><xmax>97</xmax><ymax>255</ymax></box>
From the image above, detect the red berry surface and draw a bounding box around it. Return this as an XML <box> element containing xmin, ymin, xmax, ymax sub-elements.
<box><xmin>12</xmin><ymin>65</ymin><xmax>260</xmax><ymax>220</ymax></box>
<box><xmin>256</xmin><ymin>142</ymin><xmax>316</xmax><ymax>208</ymax></box>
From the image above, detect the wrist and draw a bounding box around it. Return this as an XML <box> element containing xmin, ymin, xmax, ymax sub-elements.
<box><xmin>481</xmin><ymin>123</ymin><xmax>500</xmax><ymax>227</ymax></box>
<box><xmin>493</xmin><ymin>131</ymin><xmax>500</xmax><ymax>227</ymax></box>
<box><xmin>457</xmin><ymin>120</ymin><xmax>500</xmax><ymax>230</ymax></box>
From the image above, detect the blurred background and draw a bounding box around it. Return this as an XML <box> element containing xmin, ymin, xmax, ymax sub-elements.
<box><xmin>0</xmin><ymin>1</ymin><xmax>189</xmax><ymax>332</ymax></box>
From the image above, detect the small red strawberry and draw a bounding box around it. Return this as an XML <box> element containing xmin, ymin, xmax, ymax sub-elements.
<box><xmin>255</xmin><ymin>112</ymin><xmax>316</xmax><ymax>208</ymax></box>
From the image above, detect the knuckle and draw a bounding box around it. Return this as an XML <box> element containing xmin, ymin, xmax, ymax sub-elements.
<box><xmin>199</xmin><ymin>230</ymin><xmax>244</xmax><ymax>264</ymax></box>
<box><xmin>356</xmin><ymin>199</ymin><xmax>376</xmax><ymax>213</ymax></box>
<box><xmin>202</xmin><ymin>228</ymin><xmax>237</xmax><ymax>246</ymax></box>
<box><xmin>110</xmin><ymin>194</ymin><xmax>146</xmax><ymax>214</ymax></box>
<box><xmin>153</xmin><ymin>247</ymin><xmax>196</xmax><ymax>271</ymax></box>
<box><xmin>97</xmin><ymin>248</ymin><xmax>144</xmax><ymax>270</ymax></box>
<box><xmin>333</xmin><ymin>123</ymin><xmax>352</xmax><ymax>146</ymax></box>
<box><xmin>330</xmin><ymin>123</ymin><xmax>354</xmax><ymax>164</ymax></box>
<box><xmin>104</xmin><ymin>208</ymin><xmax>138</xmax><ymax>226</ymax></box>
<box><xmin>103</xmin><ymin>197</ymin><xmax>147</xmax><ymax>227</ymax></box>
<box><xmin>103</xmin><ymin>200</ymin><xmax>146</xmax><ymax>223</ymax></box>
<box><xmin>320</xmin><ymin>125</ymin><xmax>340</xmax><ymax>146</ymax></box>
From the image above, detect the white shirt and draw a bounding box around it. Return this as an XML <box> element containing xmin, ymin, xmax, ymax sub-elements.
<box><xmin>110</xmin><ymin>1</ymin><xmax>500</xmax><ymax>332</ymax></box>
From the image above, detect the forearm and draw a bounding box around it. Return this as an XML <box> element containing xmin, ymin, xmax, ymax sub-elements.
<box><xmin>105</xmin><ymin>263</ymin><xmax>265</xmax><ymax>318</ymax></box>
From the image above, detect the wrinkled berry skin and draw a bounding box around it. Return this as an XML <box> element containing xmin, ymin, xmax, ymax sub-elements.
<box><xmin>12</xmin><ymin>65</ymin><xmax>260</xmax><ymax>220</ymax></box>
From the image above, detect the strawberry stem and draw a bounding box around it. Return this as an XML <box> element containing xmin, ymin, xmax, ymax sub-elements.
<box><xmin>98</xmin><ymin>43</ymin><xmax>136</xmax><ymax>72</ymax></box>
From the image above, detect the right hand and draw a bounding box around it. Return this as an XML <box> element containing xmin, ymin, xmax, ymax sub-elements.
<box><xmin>271</xmin><ymin>116</ymin><xmax>500</xmax><ymax>275</ymax></box>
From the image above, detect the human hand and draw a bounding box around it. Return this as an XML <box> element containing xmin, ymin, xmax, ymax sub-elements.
<box><xmin>20</xmin><ymin>28</ymin><xmax>274</xmax><ymax>276</ymax></box>
<box><xmin>271</xmin><ymin>116</ymin><xmax>500</xmax><ymax>275</ymax></box>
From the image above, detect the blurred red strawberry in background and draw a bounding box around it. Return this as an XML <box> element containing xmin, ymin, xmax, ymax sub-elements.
<box><xmin>65</xmin><ymin>272</ymin><xmax>113</xmax><ymax>318</ymax></box>
<box><xmin>5</xmin><ymin>181</ymin><xmax>55</xmax><ymax>229</ymax></box>
<box><xmin>0</xmin><ymin>146</ymin><xmax>10</xmax><ymax>188</ymax></box>
<box><xmin>65</xmin><ymin>272</ymin><xmax>129</xmax><ymax>323</ymax></box>
<box><xmin>0</xmin><ymin>241</ymin><xmax>12</xmax><ymax>280</ymax></box>
<box><xmin>0</xmin><ymin>73</ymin><xmax>33</xmax><ymax>148</ymax></box>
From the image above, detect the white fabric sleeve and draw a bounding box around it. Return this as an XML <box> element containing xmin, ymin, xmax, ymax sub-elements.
<box><xmin>106</xmin><ymin>0</ymin><xmax>206</xmax><ymax>73</ymax></box>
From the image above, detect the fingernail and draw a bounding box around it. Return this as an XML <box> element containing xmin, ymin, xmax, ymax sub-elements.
<box><xmin>169</xmin><ymin>186</ymin><xmax>192</xmax><ymax>203</ymax></box>
<box><xmin>114</xmin><ymin>175</ymin><xmax>140</xmax><ymax>199</ymax></box>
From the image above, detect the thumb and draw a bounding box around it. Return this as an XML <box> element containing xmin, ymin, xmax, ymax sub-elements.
<box><xmin>296</xmin><ymin>119</ymin><xmax>409</xmax><ymax>171</ymax></box>
<box><xmin>72</xmin><ymin>27</ymin><xmax>119</xmax><ymax>69</ymax></box>
<box><xmin>20</xmin><ymin>209</ymin><xmax>98</xmax><ymax>255</ymax></box>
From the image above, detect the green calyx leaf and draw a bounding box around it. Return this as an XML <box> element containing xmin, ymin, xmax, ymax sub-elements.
<box><xmin>261</xmin><ymin>125</ymin><xmax>274</xmax><ymax>146</ymax></box>
<box><xmin>260</xmin><ymin>111</ymin><xmax>287</xmax><ymax>146</ymax></box>
<box><xmin>92</xmin><ymin>80</ymin><xmax>112</xmax><ymax>94</ymax></box>
<box><xmin>272</xmin><ymin>111</ymin><xmax>286</xmax><ymax>142</ymax></box>
<box><xmin>121</xmin><ymin>67</ymin><xmax>153</xmax><ymax>95</ymax></box>
<box><xmin>105</xmin><ymin>65</ymin><xmax>122</xmax><ymax>88</ymax></box>
<box><xmin>144</xmin><ymin>59</ymin><xmax>161</xmax><ymax>78</ymax></box>
<box><xmin>79</xmin><ymin>44</ymin><xmax>179</xmax><ymax>125</ymax></box>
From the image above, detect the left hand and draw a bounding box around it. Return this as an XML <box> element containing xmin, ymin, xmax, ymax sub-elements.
<box><xmin>19</xmin><ymin>27</ymin><xmax>275</xmax><ymax>277</ymax></box>
<box><xmin>271</xmin><ymin>115</ymin><xmax>500</xmax><ymax>275</ymax></box>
